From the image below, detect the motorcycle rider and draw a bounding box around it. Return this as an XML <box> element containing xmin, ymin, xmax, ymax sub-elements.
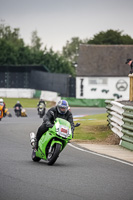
<box><xmin>14</xmin><ymin>101</ymin><xmax>23</xmax><ymax>114</ymax></box>
<box><xmin>34</xmin><ymin>100</ymin><xmax>75</xmax><ymax>150</ymax></box>
<box><xmin>37</xmin><ymin>99</ymin><xmax>46</xmax><ymax>107</ymax></box>
<box><xmin>37</xmin><ymin>99</ymin><xmax>46</xmax><ymax>114</ymax></box>
<box><xmin>0</xmin><ymin>98</ymin><xmax>6</xmax><ymax>116</ymax></box>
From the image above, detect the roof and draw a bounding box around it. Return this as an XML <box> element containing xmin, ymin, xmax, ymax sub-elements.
<box><xmin>77</xmin><ymin>45</ymin><xmax>133</xmax><ymax>77</ymax></box>
<box><xmin>0</xmin><ymin>65</ymin><xmax>49</xmax><ymax>73</ymax></box>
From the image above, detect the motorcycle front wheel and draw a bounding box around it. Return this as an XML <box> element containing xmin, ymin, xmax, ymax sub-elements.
<box><xmin>39</xmin><ymin>114</ymin><xmax>43</xmax><ymax>118</ymax></box>
<box><xmin>47</xmin><ymin>143</ymin><xmax>61</xmax><ymax>165</ymax></box>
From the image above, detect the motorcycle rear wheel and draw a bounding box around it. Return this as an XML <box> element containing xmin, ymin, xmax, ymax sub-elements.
<box><xmin>47</xmin><ymin>143</ymin><xmax>61</xmax><ymax>165</ymax></box>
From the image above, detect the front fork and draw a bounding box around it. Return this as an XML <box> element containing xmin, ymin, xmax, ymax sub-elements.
<box><xmin>50</xmin><ymin>140</ymin><xmax>63</xmax><ymax>151</ymax></box>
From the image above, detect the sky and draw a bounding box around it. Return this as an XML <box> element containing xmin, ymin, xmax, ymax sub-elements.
<box><xmin>0</xmin><ymin>0</ymin><xmax>133</xmax><ymax>52</ymax></box>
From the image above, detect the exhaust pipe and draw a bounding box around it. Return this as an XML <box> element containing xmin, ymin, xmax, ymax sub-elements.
<box><xmin>30</xmin><ymin>132</ymin><xmax>36</xmax><ymax>146</ymax></box>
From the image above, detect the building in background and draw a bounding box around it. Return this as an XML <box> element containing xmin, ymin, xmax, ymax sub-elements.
<box><xmin>76</xmin><ymin>45</ymin><xmax>133</xmax><ymax>100</ymax></box>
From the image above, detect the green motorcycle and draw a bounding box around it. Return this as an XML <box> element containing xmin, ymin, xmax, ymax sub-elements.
<box><xmin>30</xmin><ymin>118</ymin><xmax>80</xmax><ymax>165</ymax></box>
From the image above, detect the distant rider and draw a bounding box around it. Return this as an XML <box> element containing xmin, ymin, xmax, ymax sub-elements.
<box><xmin>34</xmin><ymin>100</ymin><xmax>74</xmax><ymax>150</ymax></box>
<box><xmin>37</xmin><ymin>99</ymin><xmax>46</xmax><ymax>113</ymax></box>
<box><xmin>0</xmin><ymin>98</ymin><xmax>6</xmax><ymax>116</ymax></box>
<box><xmin>14</xmin><ymin>101</ymin><xmax>23</xmax><ymax>113</ymax></box>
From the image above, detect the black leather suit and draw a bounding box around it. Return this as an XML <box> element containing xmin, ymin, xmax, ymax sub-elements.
<box><xmin>130</xmin><ymin>62</ymin><xmax>133</xmax><ymax>74</ymax></box>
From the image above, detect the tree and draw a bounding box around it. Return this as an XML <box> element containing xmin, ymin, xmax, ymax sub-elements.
<box><xmin>31</xmin><ymin>30</ymin><xmax>42</xmax><ymax>52</ymax></box>
<box><xmin>87</xmin><ymin>29</ymin><xmax>133</xmax><ymax>44</ymax></box>
<box><xmin>0</xmin><ymin>24</ymin><xmax>24</xmax><ymax>46</ymax></box>
<box><xmin>0</xmin><ymin>39</ymin><xmax>17</xmax><ymax>64</ymax></box>
<box><xmin>0</xmin><ymin>24</ymin><xmax>26</xmax><ymax>64</ymax></box>
<box><xmin>0</xmin><ymin>24</ymin><xmax>75</xmax><ymax>76</ymax></box>
<box><xmin>41</xmin><ymin>48</ymin><xmax>75</xmax><ymax>76</ymax></box>
<box><xmin>62</xmin><ymin>37</ymin><xmax>83</xmax><ymax>63</ymax></box>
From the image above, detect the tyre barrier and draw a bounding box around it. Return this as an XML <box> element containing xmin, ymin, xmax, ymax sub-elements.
<box><xmin>105</xmin><ymin>100</ymin><xmax>133</xmax><ymax>151</ymax></box>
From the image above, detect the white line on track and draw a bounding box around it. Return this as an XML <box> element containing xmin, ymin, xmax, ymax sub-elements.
<box><xmin>68</xmin><ymin>143</ymin><xmax>133</xmax><ymax>167</ymax></box>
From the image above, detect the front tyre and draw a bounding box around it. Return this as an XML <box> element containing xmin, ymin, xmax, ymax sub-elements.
<box><xmin>39</xmin><ymin>114</ymin><xmax>43</xmax><ymax>118</ymax></box>
<box><xmin>47</xmin><ymin>143</ymin><xmax>61</xmax><ymax>165</ymax></box>
<box><xmin>32</xmin><ymin>150</ymin><xmax>41</xmax><ymax>162</ymax></box>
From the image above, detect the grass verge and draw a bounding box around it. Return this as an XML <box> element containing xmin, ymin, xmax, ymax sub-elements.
<box><xmin>73</xmin><ymin>113</ymin><xmax>117</xmax><ymax>143</ymax></box>
<box><xmin>2</xmin><ymin>98</ymin><xmax>56</xmax><ymax>108</ymax></box>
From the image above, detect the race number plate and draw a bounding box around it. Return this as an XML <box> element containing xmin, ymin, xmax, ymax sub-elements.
<box><xmin>61</xmin><ymin>128</ymin><xmax>68</xmax><ymax>134</ymax></box>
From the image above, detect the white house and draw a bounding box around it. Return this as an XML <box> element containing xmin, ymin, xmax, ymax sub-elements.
<box><xmin>76</xmin><ymin>45</ymin><xmax>133</xmax><ymax>101</ymax></box>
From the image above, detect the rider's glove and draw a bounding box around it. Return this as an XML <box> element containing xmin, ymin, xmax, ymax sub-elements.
<box><xmin>46</xmin><ymin>122</ymin><xmax>54</xmax><ymax>128</ymax></box>
<box><xmin>48</xmin><ymin>124</ymin><xmax>54</xmax><ymax>128</ymax></box>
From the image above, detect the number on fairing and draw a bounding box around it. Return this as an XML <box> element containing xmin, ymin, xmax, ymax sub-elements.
<box><xmin>61</xmin><ymin>128</ymin><xmax>68</xmax><ymax>134</ymax></box>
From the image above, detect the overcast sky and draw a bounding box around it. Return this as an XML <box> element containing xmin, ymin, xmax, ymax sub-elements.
<box><xmin>0</xmin><ymin>0</ymin><xmax>133</xmax><ymax>51</ymax></box>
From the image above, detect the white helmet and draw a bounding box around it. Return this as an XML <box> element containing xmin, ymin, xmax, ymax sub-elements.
<box><xmin>0</xmin><ymin>98</ymin><xmax>3</xmax><ymax>103</ymax></box>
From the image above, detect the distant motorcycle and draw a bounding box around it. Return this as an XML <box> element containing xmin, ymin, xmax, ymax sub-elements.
<box><xmin>14</xmin><ymin>106</ymin><xmax>27</xmax><ymax>117</ymax></box>
<box><xmin>21</xmin><ymin>108</ymin><xmax>27</xmax><ymax>117</ymax></box>
<box><xmin>38</xmin><ymin>103</ymin><xmax>46</xmax><ymax>118</ymax></box>
<box><xmin>14</xmin><ymin>106</ymin><xmax>21</xmax><ymax>117</ymax></box>
<box><xmin>0</xmin><ymin>104</ymin><xmax>4</xmax><ymax>121</ymax></box>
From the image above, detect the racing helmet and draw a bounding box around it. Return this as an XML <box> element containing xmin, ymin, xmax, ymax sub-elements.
<box><xmin>0</xmin><ymin>98</ymin><xmax>3</xmax><ymax>103</ymax></box>
<box><xmin>57</xmin><ymin>100</ymin><xmax>68</xmax><ymax>114</ymax></box>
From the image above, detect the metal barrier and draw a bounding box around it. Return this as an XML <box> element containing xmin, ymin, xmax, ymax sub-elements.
<box><xmin>105</xmin><ymin>100</ymin><xmax>133</xmax><ymax>151</ymax></box>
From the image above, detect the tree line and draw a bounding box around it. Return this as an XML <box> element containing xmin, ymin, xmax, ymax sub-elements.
<box><xmin>0</xmin><ymin>24</ymin><xmax>133</xmax><ymax>77</ymax></box>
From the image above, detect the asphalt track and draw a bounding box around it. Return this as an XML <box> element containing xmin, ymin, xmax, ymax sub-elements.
<box><xmin>0</xmin><ymin>108</ymin><xmax>133</xmax><ymax>200</ymax></box>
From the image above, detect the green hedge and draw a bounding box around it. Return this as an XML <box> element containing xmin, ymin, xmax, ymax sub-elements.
<box><xmin>61</xmin><ymin>97</ymin><xmax>106</xmax><ymax>107</ymax></box>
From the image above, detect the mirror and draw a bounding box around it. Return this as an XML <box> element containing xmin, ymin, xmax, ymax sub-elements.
<box><xmin>75</xmin><ymin>123</ymin><xmax>80</xmax><ymax>127</ymax></box>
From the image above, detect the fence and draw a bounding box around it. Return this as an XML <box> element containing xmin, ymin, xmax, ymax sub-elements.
<box><xmin>0</xmin><ymin>66</ymin><xmax>76</xmax><ymax>97</ymax></box>
<box><xmin>105</xmin><ymin>100</ymin><xmax>133</xmax><ymax>151</ymax></box>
